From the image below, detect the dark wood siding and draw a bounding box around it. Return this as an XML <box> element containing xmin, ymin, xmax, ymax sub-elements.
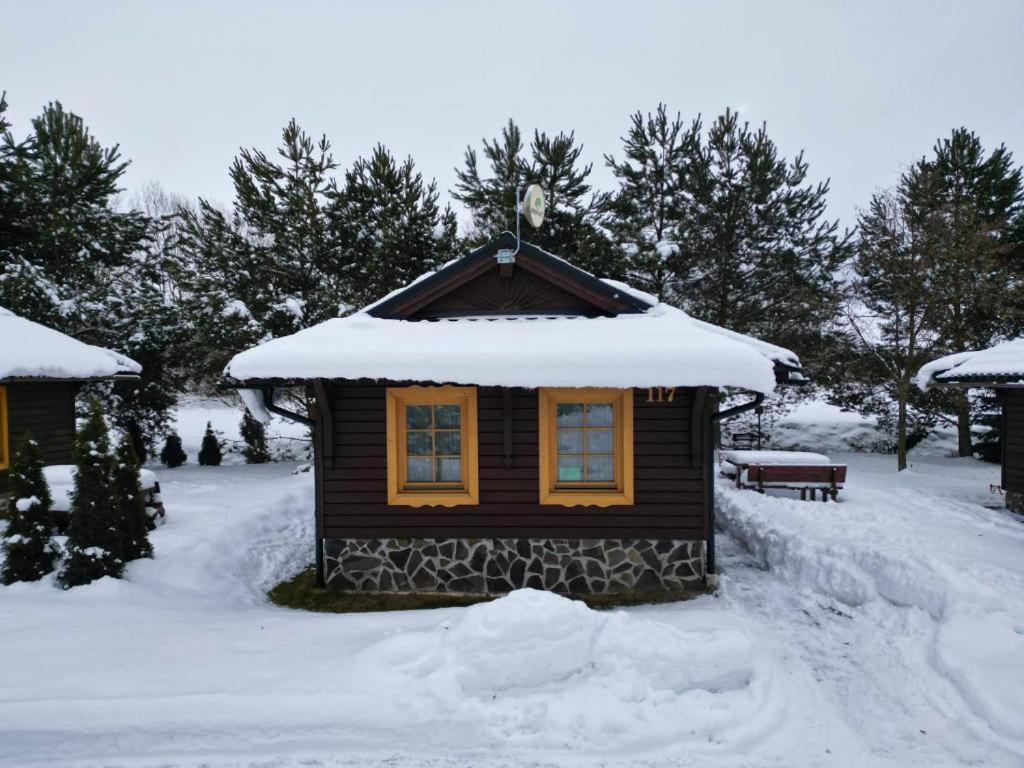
<box><xmin>1003</xmin><ymin>388</ymin><xmax>1024</xmax><ymax>498</ymax></box>
<box><xmin>0</xmin><ymin>382</ymin><xmax>77</xmax><ymax>496</ymax></box>
<box><xmin>320</xmin><ymin>381</ymin><xmax>710</xmax><ymax>540</ymax></box>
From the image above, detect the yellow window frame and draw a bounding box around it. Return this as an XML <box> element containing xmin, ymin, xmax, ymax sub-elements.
<box><xmin>0</xmin><ymin>385</ymin><xmax>7</xmax><ymax>471</ymax></box>
<box><xmin>386</xmin><ymin>385</ymin><xmax>479</xmax><ymax>507</ymax></box>
<box><xmin>538</xmin><ymin>387</ymin><xmax>634</xmax><ymax>507</ymax></box>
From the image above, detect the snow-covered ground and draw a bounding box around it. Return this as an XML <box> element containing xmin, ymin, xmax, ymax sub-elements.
<box><xmin>719</xmin><ymin>451</ymin><xmax>1021</xmax><ymax>764</ymax></box>
<box><xmin>170</xmin><ymin>395</ymin><xmax>311</xmax><ymax>464</ymax></box>
<box><xmin>0</xmin><ymin>405</ymin><xmax>1021</xmax><ymax>766</ymax></box>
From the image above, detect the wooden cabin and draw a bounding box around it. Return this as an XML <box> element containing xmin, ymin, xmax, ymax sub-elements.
<box><xmin>0</xmin><ymin>308</ymin><xmax>140</xmax><ymax>500</ymax></box>
<box><xmin>226</xmin><ymin>234</ymin><xmax>804</xmax><ymax>595</ymax></box>
<box><xmin>918</xmin><ymin>340</ymin><xmax>1024</xmax><ymax>512</ymax></box>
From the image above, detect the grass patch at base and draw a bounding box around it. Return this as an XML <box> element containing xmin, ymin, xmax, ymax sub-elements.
<box><xmin>269</xmin><ymin>566</ymin><xmax>709</xmax><ymax>613</ymax></box>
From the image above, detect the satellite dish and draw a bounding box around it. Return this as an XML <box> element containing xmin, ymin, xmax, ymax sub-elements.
<box><xmin>522</xmin><ymin>184</ymin><xmax>546</xmax><ymax>228</ymax></box>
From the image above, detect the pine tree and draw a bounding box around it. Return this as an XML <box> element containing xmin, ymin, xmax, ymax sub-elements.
<box><xmin>159</xmin><ymin>433</ymin><xmax>187</xmax><ymax>467</ymax></box>
<box><xmin>0</xmin><ymin>438</ymin><xmax>58</xmax><ymax>583</ymax></box>
<box><xmin>672</xmin><ymin>109</ymin><xmax>851</xmax><ymax>371</ymax></box>
<box><xmin>604</xmin><ymin>105</ymin><xmax>697</xmax><ymax>300</ymax></box>
<box><xmin>240</xmin><ymin>411</ymin><xmax>271</xmax><ymax>464</ymax></box>
<box><xmin>173</xmin><ymin>119</ymin><xmax>348</xmax><ymax>384</ymax></box>
<box><xmin>329</xmin><ymin>144</ymin><xmax>458</xmax><ymax>308</ymax></box>
<box><xmin>198</xmin><ymin>422</ymin><xmax>223</xmax><ymax>466</ymax></box>
<box><xmin>838</xmin><ymin>187</ymin><xmax>944</xmax><ymax>470</ymax></box>
<box><xmin>114</xmin><ymin>435</ymin><xmax>153</xmax><ymax>560</ymax></box>
<box><xmin>0</xmin><ymin>97</ymin><xmax>179</xmax><ymax>457</ymax></box>
<box><xmin>452</xmin><ymin>119</ymin><xmax>617</xmax><ymax>275</ymax></box>
<box><xmin>59</xmin><ymin>399</ymin><xmax>124</xmax><ymax>587</ymax></box>
<box><xmin>903</xmin><ymin>128</ymin><xmax>1023</xmax><ymax>456</ymax></box>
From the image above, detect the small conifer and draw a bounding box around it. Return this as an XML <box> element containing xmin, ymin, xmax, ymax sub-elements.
<box><xmin>198</xmin><ymin>421</ymin><xmax>223</xmax><ymax>466</ymax></box>
<box><xmin>1</xmin><ymin>438</ymin><xmax>58</xmax><ymax>583</ymax></box>
<box><xmin>159</xmin><ymin>433</ymin><xmax>187</xmax><ymax>467</ymax></box>
<box><xmin>114</xmin><ymin>435</ymin><xmax>153</xmax><ymax>560</ymax></box>
<box><xmin>59</xmin><ymin>399</ymin><xmax>124</xmax><ymax>588</ymax></box>
<box><xmin>240</xmin><ymin>411</ymin><xmax>272</xmax><ymax>464</ymax></box>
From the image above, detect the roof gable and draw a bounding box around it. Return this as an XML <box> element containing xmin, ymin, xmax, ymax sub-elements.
<box><xmin>367</xmin><ymin>233</ymin><xmax>653</xmax><ymax>319</ymax></box>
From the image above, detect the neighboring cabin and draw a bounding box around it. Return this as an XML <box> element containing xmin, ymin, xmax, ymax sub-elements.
<box><xmin>918</xmin><ymin>339</ymin><xmax>1024</xmax><ymax>513</ymax></box>
<box><xmin>225</xmin><ymin>233</ymin><xmax>804</xmax><ymax>595</ymax></box>
<box><xmin>0</xmin><ymin>307</ymin><xmax>141</xmax><ymax>500</ymax></box>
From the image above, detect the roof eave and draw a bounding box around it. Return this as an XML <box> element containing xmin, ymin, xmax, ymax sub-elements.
<box><xmin>0</xmin><ymin>373</ymin><xmax>140</xmax><ymax>384</ymax></box>
<box><xmin>933</xmin><ymin>374</ymin><xmax>1024</xmax><ymax>389</ymax></box>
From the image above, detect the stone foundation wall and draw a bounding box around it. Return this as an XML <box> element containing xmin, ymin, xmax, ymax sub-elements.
<box><xmin>1007</xmin><ymin>489</ymin><xmax>1023</xmax><ymax>514</ymax></box>
<box><xmin>323</xmin><ymin>537</ymin><xmax>705</xmax><ymax>594</ymax></box>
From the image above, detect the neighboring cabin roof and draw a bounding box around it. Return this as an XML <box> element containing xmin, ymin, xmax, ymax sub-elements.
<box><xmin>916</xmin><ymin>339</ymin><xmax>1024</xmax><ymax>389</ymax></box>
<box><xmin>224</xmin><ymin>238</ymin><xmax>803</xmax><ymax>394</ymax></box>
<box><xmin>0</xmin><ymin>307</ymin><xmax>141</xmax><ymax>381</ymax></box>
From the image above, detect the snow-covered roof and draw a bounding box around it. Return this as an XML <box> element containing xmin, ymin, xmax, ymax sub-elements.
<box><xmin>916</xmin><ymin>339</ymin><xmax>1024</xmax><ymax>389</ymax></box>
<box><xmin>0</xmin><ymin>306</ymin><xmax>142</xmax><ymax>381</ymax></box>
<box><xmin>225</xmin><ymin>302</ymin><xmax>801</xmax><ymax>395</ymax></box>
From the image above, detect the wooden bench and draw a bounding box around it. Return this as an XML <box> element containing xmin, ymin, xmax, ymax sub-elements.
<box><xmin>742</xmin><ymin>464</ymin><xmax>847</xmax><ymax>501</ymax></box>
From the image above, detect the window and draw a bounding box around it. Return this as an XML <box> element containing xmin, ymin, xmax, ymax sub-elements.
<box><xmin>386</xmin><ymin>385</ymin><xmax>478</xmax><ymax>507</ymax></box>
<box><xmin>538</xmin><ymin>387</ymin><xmax>633</xmax><ymax>507</ymax></box>
<box><xmin>0</xmin><ymin>385</ymin><xmax>7</xmax><ymax>471</ymax></box>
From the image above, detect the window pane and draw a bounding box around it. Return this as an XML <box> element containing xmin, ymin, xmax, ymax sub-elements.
<box><xmin>406</xmin><ymin>431</ymin><xmax>433</xmax><ymax>456</ymax></box>
<box><xmin>406</xmin><ymin>457</ymin><xmax>433</xmax><ymax>482</ymax></box>
<box><xmin>586</xmin><ymin>403</ymin><xmax>614</xmax><ymax>427</ymax></box>
<box><xmin>434</xmin><ymin>404</ymin><xmax>460</xmax><ymax>428</ymax></box>
<box><xmin>556</xmin><ymin>429</ymin><xmax>583</xmax><ymax>453</ymax></box>
<box><xmin>406</xmin><ymin>405</ymin><xmax>432</xmax><ymax>429</ymax></box>
<box><xmin>556</xmin><ymin>403</ymin><xmax>584</xmax><ymax>427</ymax></box>
<box><xmin>557</xmin><ymin>455</ymin><xmax>584</xmax><ymax>482</ymax></box>
<box><xmin>435</xmin><ymin>430</ymin><xmax>461</xmax><ymax>456</ymax></box>
<box><xmin>587</xmin><ymin>455</ymin><xmax>614</xmax><ymax>482</ymax></box>
<box><xmin>587</xmin><ymin>429</ymin><xmax>613</xmax><ymax>454</ymax></box>
<box><xmin>436</xmin><ymin>457</ymin><xmax>461</xmax><ymax>482</ymax></box>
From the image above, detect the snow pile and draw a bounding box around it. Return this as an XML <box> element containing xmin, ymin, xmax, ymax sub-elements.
<box><xmin>718</xmin><ymin>478</ymin><xmax>1024</xmax><ymax>752</ymax></box>
<box><xmin>356</xmin><ymin>588</ymin><xmax>779</xmax><ymax>750</ymax></box>
<box><xmin>770</xmin><ymin>399</ymin><xmax>889</xmax><ymax>453</ymax></box>
<box><xmin>916</xmin><ymin>338</ymin><xmax>1024</xmax><ymax>388</ymax></box>
<box><xmin>0</xmin><ymin>305</ymin><xmax>141</xmax><ymax>380</ymax></box>
<box><xmin>226</xmin><ymin>303</ymin><xmax>791</xmax><ymax>394</ymax></box>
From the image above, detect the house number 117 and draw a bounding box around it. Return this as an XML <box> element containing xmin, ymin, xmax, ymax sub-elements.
<box><xmin>646</xmin><ymin>387</ymin><xmax>675</xmax><ymax>403</ymax></box>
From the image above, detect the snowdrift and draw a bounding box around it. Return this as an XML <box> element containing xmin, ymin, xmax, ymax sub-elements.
<box><xmin>352</xmin><ymin>587</ymin><xmax>781</xmax><ymax>751</ymax></box>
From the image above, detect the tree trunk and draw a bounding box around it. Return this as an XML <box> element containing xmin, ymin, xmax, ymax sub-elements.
<box><xmin>956</xmin><ymin>393</ymin><xmax>972</xmax><ymax>457</ymax></box>
<box><xmin>897</xmin><ymin>390</ymin><xmax>908</xmax><ymax>472</ymax></box>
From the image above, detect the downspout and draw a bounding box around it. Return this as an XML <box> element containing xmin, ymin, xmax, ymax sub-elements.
<box><xmin>261</xmin><ymin>386</ymin><xmax>314</xmax><ymax>428</ymax></box>
<box><xmin>704</xmin><ymin>391</ymin><xmax>765</xmax><ymax>577</ymax></box>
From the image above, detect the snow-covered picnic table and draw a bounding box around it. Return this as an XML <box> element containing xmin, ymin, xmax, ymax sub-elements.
<box><xmin>42</xmin><ymin>465</ymin><xmax>166</xmax><ymax>529</ymax></box>
<box><xmin>720</xmin><ymin>450</ymin><xmax>846</xmax><ymax>500</ymax></box>
<box><xmin>720</xmin><ymin>450</ymin><xmax>832</xmax><ymax>468</ymax></box>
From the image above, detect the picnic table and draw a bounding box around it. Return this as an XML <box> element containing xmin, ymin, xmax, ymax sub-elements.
<box><xmin>720</xmin><ymin>450</ymin><xmax>847</xmax><ymax>501</ymax></box>
<box><xmin>42</xmin><ymin>465</ymin><xmax>166</xmax><ymax>533</ymax></box>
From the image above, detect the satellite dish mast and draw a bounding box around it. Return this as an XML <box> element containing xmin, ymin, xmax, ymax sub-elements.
<box><xmin>498</xmin><ymin>183</ymin><xmax>546</xmax><ymax>264</ymax></box>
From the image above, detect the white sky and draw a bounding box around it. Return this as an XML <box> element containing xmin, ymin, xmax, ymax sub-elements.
<box><xmin>2</xmin><ymin>0</ymin><xmax>1022</xmax><ymax>232</ymax></box>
